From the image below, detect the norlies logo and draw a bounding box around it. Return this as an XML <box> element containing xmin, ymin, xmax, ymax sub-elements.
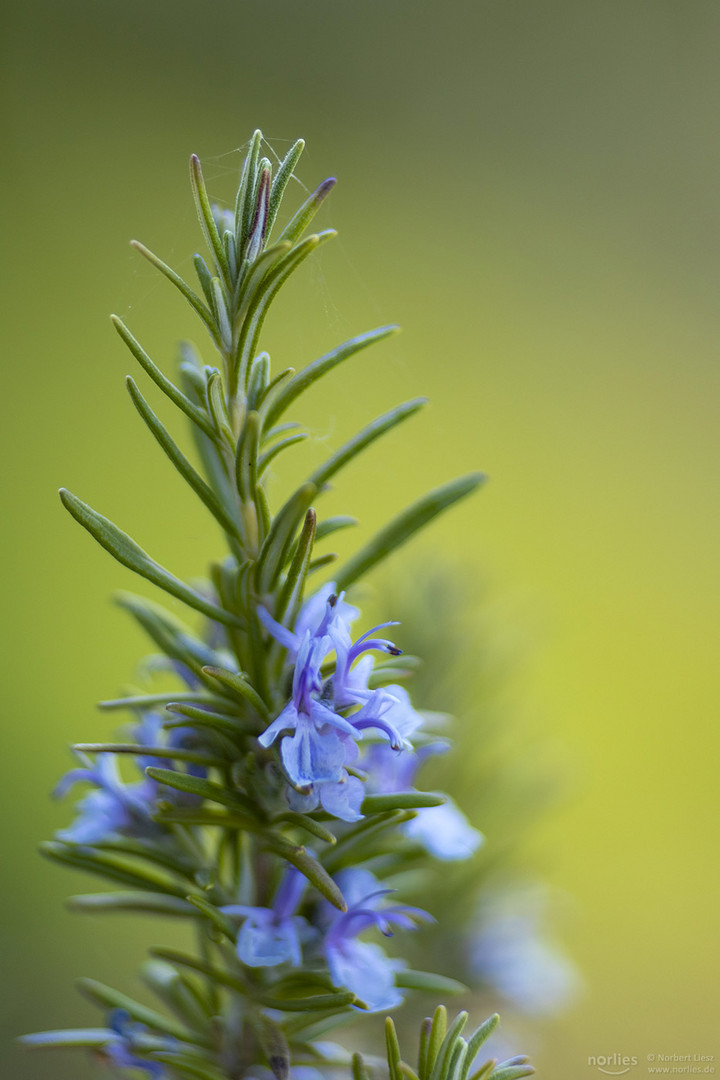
<box><xmin>588</xmin><ymin>1053</ymin><xmax>640</xmax><ymax>1075</ymax></box>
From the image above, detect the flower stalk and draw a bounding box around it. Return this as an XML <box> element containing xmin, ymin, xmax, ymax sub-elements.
<box><xmin>21</xmin><ymin>131</ymin><xmax>533</xmax><ymax>1080</ymax></box>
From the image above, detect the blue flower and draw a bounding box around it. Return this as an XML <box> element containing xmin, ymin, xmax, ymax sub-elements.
<box><xmin>132</xmin><ymin>711</ymin><xmax>208</xmax><ymax>807</ymax></box>
<box><xmin>469</xmin><ymin>880</ymin><xmax>581</xmax><ymax>1016</ymax></box>
<box><xmin>258</xmin><ymin>587</ymin><xmax>413</xmax><ymax>813</ymax></box>
<box><xmin>221</xmin><ymin>867</ymin><xmax>309</xmax><ymax>968</ymax></box>
<box><xmin>102</xmin><ymin>1009</ymin><xmax>168</xmax><ymax>1076</ymax></box>
<box><xmin>363</xmin><ymin>739</ymin><xmax>483</xmax><ymax>860</ymax></box>
<box><xmin>404</xmin><ymin>798</ymin><xmax>484</xmax><ymax>860</ymax></box>
<box><xmin>55</xmin><ymin>710</ymin><xmax>209</xmax><ymax>844</ymax></box>
<box><xmin>322</xmin><ymin>868</ymin><xmax>432</xmax><ymax>1012</ymax></box>
<box><xmin>286</xmin><ymin>768</ymin><xmax>365</xmax><ymax>822</ymax></box>
<box><xmin>55</xmin><ymin>754</ymin><xmax>160</xmax><ymax>845</ymax></box>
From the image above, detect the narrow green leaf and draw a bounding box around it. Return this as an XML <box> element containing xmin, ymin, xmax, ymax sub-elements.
<box><xmin>201</xmin><ymin>665</ymin><xmax>270</xmax><ymax>720</ymax></box>
<box><xmin>362</xmin><ymin>792</ymin><xmax>445</xmax><ymax>813</ymax></box>
<box><xmin>258</xmin><ymin>432</ymin><xmax>309</xmax><ymax>475</ymax></box>
<box><xmin>276</xmin><ymin>177</ymin><xmax>336</xmax><ymax>246</ymax></box>
<box><xmin>145</xmin><ymin>767</ymin><xmax>262</xmax><ymax>819</ymax></box>
<box><xmin>111</xmin><ymin>315</ymin><xmax>215</xmax><ymax>438</ymax></box>
<box><xmin>18</xmin><ymin>1029</ymin><xmax>113</xmax><ymax>1050</ymax></box>
<box><xmin>224</xmin><ymin>229</ymin><xmax>238</xmax><ymax>278</ymax></box>
<box><xmin>322</xmin><ymin>811</ymin><xmax>414</xmax><ymax>874</ymax></box>
<box><xmin>263</xmin><ymin>325</ymin><xmax>399</xmax><ymax>429</ymax></box>
<box><xmin>394</xmin><ymin>971</ymin><xmax>469</xmax><ymax>995</ymax></box>
<box><xmin>308</xmin><ymin>398</ymin><xmax>426</xmax><ymax>489</ymax></box>
<box><xmin>265</xmin><ymin>836</ymin><xmax>346</xmax><ymax>910</ymax></box>
<box><xmin>386</xmin><ymin>1017</ymin><xmax>403</xmax><ymax>1080</ymax></box>
<box><xmin>151</xmin><ymin>1051</ymin><xmax>231</xmax><ymax>1080</ymax></box>
<box><xmin>466</xmin><ymin>1060</ymin><xmax>496</xmax><ymax>1080</ymax></box>
<box><xmin>427</xmin><ymin>1007</ymin><xmax>448</xmax><ymax>1079</ymax></box>
<box><xmin>234</xmin><ymin>243</ymin><xmax>292</xmax><ymax>328</ymax></box>
<box><xmin>150</xmin><ymin>947</ymin><xmax>245</xmax><ymax>995</ymax></box>
<box><xmin>193</xmin><ymin>253</ymin><xmax>215</xmax><ymax>307</ymax></box>
<box><xmin>255</xmin><ymin>482</ymin><xmax>317</xmax><ymax>594</ymax></box>
<box><xmin>315</xmin><ymin>516</ymin><xmax>358</xmax><ymax>542</ymax></box>
<box><xmin>40</xmin><ymin>841</ymin><xmax>190</xmax><ymax>898</ymax></box>
<box><xmin>206</xmin><ymin>370</ymin><xmax>234</xmax><ymax>442</ymax></box>
<box><xmin>487</xmin><ymin>1067</ymin><xmax>534</xmax><ymax>1080</ymax></box>
<box><xmin>99</xmin><ymin>692</ymin><xmax>220</xmax><ymax>712</ymax></box>
<box><xmin>186</xmin><ymin>895</ymin><xmax>237</xmax><ymax>940</ymax></box>
<box><xmin>266</xmin><ymin>138</ymin><xmax>305</xmax><ymax>239</ymax></box>
<box><xmin>282</xmin><ymin>1010</ymin><xmax>355</xmax><ymax>1038</ymax></box>
<box><xmin>401</xmin><ymin>1064</ymin><xmax>422</xmax><ymax>1080</ymax></box>
<box><xmin>235</xmin><ymin>410</ymin><xmax>261</xmax><ymax>502</ymax></box>
<box><xmin>67</xmin><ymin>892</ymin><xmax>197</xmax><ymax>918</ymax></box>
<box><xmin>308</xmin><ymin>553</ymin><xmax>337</xmax><ymax>575</ymax></box>
<box><xmin>461</xmin><ymin>1018</ymin><xmax>500</xmax><ymax>1080</ymax></box>
<box><xmin>353</xmin><ymin>1052</ymin><xmax>372</xmax><ymax>1080</ymax></box>
<box><xmin>247</xmin><ymin>353</ymin><xmax>270</xmax><ymax>411</ymax></box>
<box><xmin>430</xmin><ymin>1012</ymin><xmax>468</xmax><ymax>1080</ymax></box>
<box><xmin>165</xmin><ymin>701</ymin><xmax>254</xmax><ymax>740</ymax></box>
<box><xmin>94</xmin><ymin>835</ymin><xmax>196</xmax><ymax>878</ymax></box>
<box><xmin>72</xmin><ymin>743</ymin><xmax>224</xmax><ymax>768</ymax></box>
<box><xmin>254</xmin><ymin>1014</ymin><xmax>291</xmax><ymax>1080</ymax></box>
<box><xmin>142</xmin><ymin>960</ymin><xmax>211</xmax><ymax>1036</ymax></box>
<box><xmin>114</xmin><ymin>592</ymin><xmax>215</xmax><ymax>687</ymax></box>
<box><xmin>256</xmin><ymin>990</ymin><xmax>358</xmax><ymax>1013</ymax></box>
<box><xmin>335</xmin><ymin>473</ymin><xmax>486</xmax><ymax>590</ymax></box>
<box><xmin>236</xmin><ymin>232</ymin><xmax>336</xmax><ymax>394</ymax></box>
<box><xmin>210</xmin><ymin>277</ymin><xmax>232</xmax><ymax>350</ymax></box>
<box><xmin>126</xmin><ymin>378</ymin><xmax>239</xmax><ymax>540</ymax></box>
<box><xmin>59</xmin><ymin>489</ymin><xmax>241</xmax><ymax>628</ymax></box>
<box><xmin>236</xmin><ymin>129</ymin><xmax>263</xmax><ymax>251</ymax></box>
<box><xmin>77</xmin><ymin>977</ymin><xmax>201</xmax><ymax>1044</ymax></box>
<box><xmin>419</xmin><ymin>1017</ymin><xmax>433</xmax><ymax>1080</ymax></box>
<box><xmin>130</xmin><ymin>241</ymin><xmax>215</xmax><ymax>331</ymax></box>
<box><xmin>268</xmin><ymin>970</ymin><xmax>336</xmax><ymax>994</ymax></box>
<box><xmin>189</xmin><ymin>154</ymin><xmax>228</xmax><ymax>280</ymax></box>
<box><xmin>155</xmin><ymin>1048</ymin><xmax>232</xmax><ymax>1080</ymax></box>
<box><xmin>447</xmin><ymin>1041</ymin><xmax>468</xmax><ymax>1080</ymax></box>
<box><xmin>245</xmin><ymin>166</ymin><xmax>271</xmax><ymax>262</ymax></box>
<box><xmin>275</xmin><ymin>508</ymin><xmax>316</xmax><ymax>628</ymax></box>
<box><xmin>273</xmin><ymin>810</ymin><xmax>336</xmax><ymax>846</ymax></box>
<box><xmin>153</xmin><ymin>807</ymin><xmax>262</xmax><ymax>832</ymax></box>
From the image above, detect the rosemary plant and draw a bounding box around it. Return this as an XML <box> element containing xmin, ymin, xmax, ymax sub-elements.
<box><xmin>21</xmin><ymin>131</ymin><xmax>535</xmax><ymax>1080</ymax></box>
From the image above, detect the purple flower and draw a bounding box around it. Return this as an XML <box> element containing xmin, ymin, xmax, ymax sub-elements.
<box><xmin>322</xmin><ymin>868</ymin><xmax>432</xmax><ymax>1012</ymax></box>
<box><xmin>221</xmin><ymin>867</ymin><xmax>308</xmax><ymax>968</ymax></box>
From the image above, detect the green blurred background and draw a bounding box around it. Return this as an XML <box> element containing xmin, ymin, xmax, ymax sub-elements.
<box><xmin>2</xmin><ymin>0</ymin><xmax>719</xmax><ymax>1076</ymax></box>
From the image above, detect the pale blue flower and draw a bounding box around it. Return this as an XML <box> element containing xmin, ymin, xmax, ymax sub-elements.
<box><xmin>470</xmin><ymin>880</ymin><xmax>581</xmax><ymax>1016</ymax></box>
<box><xmin>103</xmin><ymin>1009</ymin><xmax>169</xmax><ymax>1076</ymax></box>
<box><xmin>404</xmin><ymin>798</ymin><xmax>484</xmax><ymax>861</ymax></box>
<box><xmin>322</xmin><ymin>868</ymin><xmax>432</xmax><ymax>1011</ymax></box>
<box><xmin>363</xmin><ymin>740</ymin><xmax>483</xmax><ymax>860</ymax></box>
<box><xmin>287</xmin><ymin>769</ymin><xmax>365</xmax><ymax>822</ymax></box>
<box><xmin>55</xmin><ymin>755</ymin><xmax>159</xmax><ymax>845</ymax></box>
<box><xmin>55</xmin><ymin>710</ymin><xmax>208</xmax><ymax>844</ymax></box>
<box><xmin>258</xmin><ymin>589</ymin><xmax>412</xmax><ymax>808</ymax></box>
<box><xmin>222</xmin><ymin>867</ymin><xmax>308</xmax><ymax>968</ymax></box>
